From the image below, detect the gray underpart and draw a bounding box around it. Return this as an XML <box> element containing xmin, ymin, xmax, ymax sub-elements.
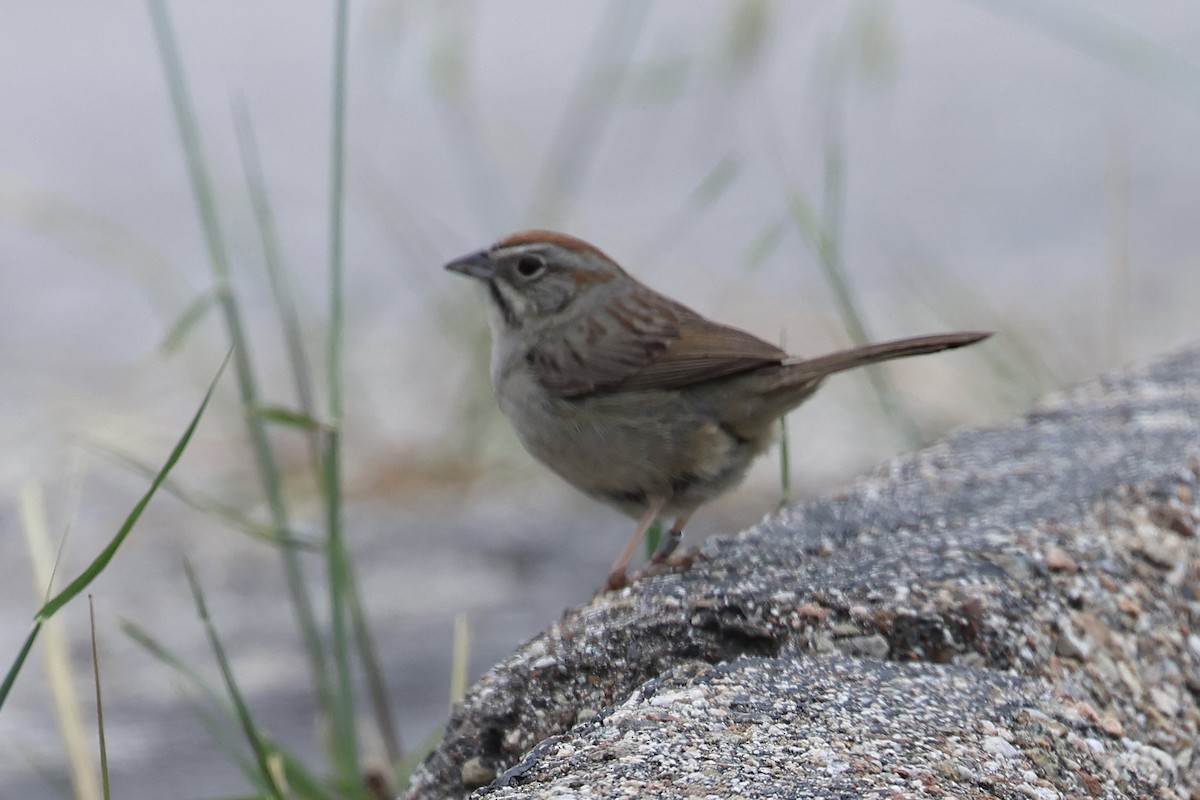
<box><xmin>404</xmin><ymin>346</ymin><xmax>1200</xmax><ymax>800</ymax></box>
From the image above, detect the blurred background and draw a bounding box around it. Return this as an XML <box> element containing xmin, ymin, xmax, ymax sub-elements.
<box><xmin>1</xmin><ymin>1</ymin><xmax>1198</xmax><ymax>797</ymax></box>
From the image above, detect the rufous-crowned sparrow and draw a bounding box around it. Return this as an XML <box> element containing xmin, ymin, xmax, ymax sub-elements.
<box><xmin>446</xmin><ymin>230</ymin><xmax>989</xmax><ymax>590</ymax></box>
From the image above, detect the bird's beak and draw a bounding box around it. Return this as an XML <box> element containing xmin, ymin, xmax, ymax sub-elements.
<box><xmin>444</xmin><ymin>250</ymin><xmax>497</xmax><ymax>281</ymax></box>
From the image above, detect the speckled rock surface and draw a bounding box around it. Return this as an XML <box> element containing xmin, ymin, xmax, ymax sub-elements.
<box><xmin>403</xmin><ymin>348</ymin><xmax>1200</xmax><ymax>800</ymax></box>
<box><xmin>482</xmin><ymin>657</ymin><xmax>1160</xmax><ymax>799</ymax></box>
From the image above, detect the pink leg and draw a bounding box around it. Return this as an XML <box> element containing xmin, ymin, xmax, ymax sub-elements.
<box><xmin>606</xmin><ymin>497</ymin><xmax>668</xmax><ymax>591</ymax></box>
<box><xmin>651</xmin><ymin>512</ymin><xmax>692</xmax><ymax>563</ymax></box>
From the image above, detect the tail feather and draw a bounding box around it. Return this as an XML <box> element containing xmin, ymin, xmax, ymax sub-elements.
<box><xmin>710</xmin><ymin>330</ymin><xmax>990</xmax><ymax>440</ymax></box>
<box><xmin>781</xmin><ymin>331</ymin><xmax>991</xmax><ymax>382</ymax></box>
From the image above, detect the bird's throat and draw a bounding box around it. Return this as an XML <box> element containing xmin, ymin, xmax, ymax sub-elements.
<box><xmin>488</xmin><ymin>281</ymin><xmax>519</xmax><ymax>328</ymax></box>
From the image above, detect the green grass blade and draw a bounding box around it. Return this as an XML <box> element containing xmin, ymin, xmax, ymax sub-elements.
<box><xmin>786</xmin><ymin>180</ymin><xmax>922</xmax><ymax>447</ymax></box>
<box><xmin>87</xmin><ymin>598</ymin><xmax>112</xmax><ymax>800</ymax></box>
<box><xmin>643</xmin><ymin>520</ymin><xmax>663</xmax><ymax>560</ymax></box>
<box><xmin>777</xmin><ymin>332</ymin><xmax>791</xmax><ymax>507</ymax></box>
<box><xmin>779</xmin><ymin>11</ymin><xmax>924</xmax><ymax>446</ymax></box>
<box><xmin>275</xmin><ymin>750</ymin><xmax>335</xmax><ymax>800</ymax></box>
<box><xmin>190</xmin><ymin>703</ymin><xmax>261</xmax><ymax>789</ymax></box>
<box><xmin>323</xmin><ymin>432</ymin><xmax>358</xmax><ymax>790</ymax></box>
<box><xmin>18</xmin><ymin>481</ymin><xmax>102</xmax><ymax>800</ymax></box>
<box><xmin>145</xmin><ymin>0</ymin><xmax>233</xmax><ymax>286</ymax></box>
<box><xmin>719</xmin><ymin>0</ymin><xmax>773</xmax><ymax>80</ymax></box>
<box><xmin>1</xmin><ymin>352</ymin><xmax>224</xmax><ymax>710</ymax></box>
<box><xmin>896</xmin><ymin>255</ymin><xmax>1053</xmax><ymax>406</ymax></box>
<box><xmin>161</xmin><ymin>288</ymin><xmax>219</xmax><ymax>354</ymax></box>
<box><xmin>125</xmin><ymin>633</ymin><xmax>268</xmax><ymax>792</ymax></box>
<box><xmin>146</xmin><ymin>0</ymin><xmax>336</xmax><ymax>734</ymax></box>
<box><xmin>450</xmin><ymin>613</ymin><xmax>469</xmax><ymax>709</ymax></box>
<box><xmin>84</xmin><ymin>441</ymin><xmax>310</xmax><ymax>549</ymax></box>
<box><xmin>183</xmin><ymin>561</ymin><xmax>286</xmax><ymax>800</ymax></box>
<box><xmin>0</xmin><ymin>623</ymin><xmax>42</xmax><ymax>712</ymax></box>
<box><xmin>394</xmin><ymin>727</ymin><xmax>448</xmax><ymax>791</ymax></box>
<box><xmin>345</xmin><ymin>561</ymin><xmax>401</xmax><ymax>766</ymax></box>
<box><xmin>778</xmin><ymin>413</ymin><xmax>791</xmax><ymax>507</ymax></box>
<box><xmin>46</xmin><ymin>353</ymin><xmax>230</xmax><ymax>626</ymax></box>
<box><xmin>818</xmin><ymin>116</ymin><xmax>920</xmax><ymax>447</ymax></box>
<box><xmin>739</xmin><ymin>219</ymin><xmax>785</xmax><ymax>274</ymax></box>
<box><xmin>121</xmin><ymin>620</ymin><xmax>231</xmax><ymax>709</ymax></box>
<box><xmin>325</xmin><ymin>0</ymin><xmax>362</xmax><ymax>790</ymax></box>
<box><xmin>232</xmin><ymin>98</ymin><xmax>321</xmax><ymax>449</ymax></box>
<box><xmin>642</xmin><ymin>154</ymin><xmax>743</xmax><ymax>261</ymax></box>
<box><xmin>691</xmin><ymin>154</ymin><xmax>741</xmax><ymax>206</ymax></box>
<box><xmin>251</xmin><ymin>405</ymin><xmax>327</xmax><ymax>432</ymax></box>
<box><xmin>123</xmin><ymin>620</ymin><xmax>331</xmax><ymax>799</ymax></box>
<box><xmin>328</xmin><ymin>0</ymin><xmax>348</xmax><ymax>429</ymax></box>
<box><xmin>0</xmin><ymin>175</ymin><xmax>188</xmax><ymax>317</ymax></box>
<box><xmin>240</xmin><ymin>19</ymin><xmax>387</xmax><ymax>781</ymax></box>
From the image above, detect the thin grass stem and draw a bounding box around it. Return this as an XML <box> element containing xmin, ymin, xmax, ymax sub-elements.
<box><xmin>19</xmin><ymin>484</ymin><xmax>101</xmax><ymax>800</ymax></box>
<box><xmin>450</xmin><ymin>613</ymin><xmax>470</xmax><ymax>709</ymax></box>
<box><xmin>816</xmin><ymin>105</ymin><xmax>922</xmax><ymax>447</ymax></box>
<box><xmin>145</xmin><ymin>0</ymin><xmax>336</xmax><ymax>741</ymax></box>
<box><xmin>122</xmin><ymin>619</ymin><xmax>330</xmax><ymax>798</ymax></box>
<box><xmin>346</xmin><ymin>565</ymin><xmax>402</xmax><ymax>765</ymax></box>
<box><xmin>87</xmin><ymin>597</ymin><xmax>111</xmax><ymax>800</ymax></box>
<box><xmin>184</xmin><ymin>561</ymin><xmax>286</xmax><ymax>800</ymax></box>
<box><xmin>0</xmin><ymin>355</ymin><xmax>226</xmax><ymax>710</ymax></box>
<box><xmin>324</xmin><ymin>0</ymin><xmax>362</xmax><ymax>789</ymax></box>
<box><xmin>777</xmin><ymin>331</ymin><xmax>792</xmax><ymax>507</ymax></box>
<box><xmin>232</xmin><ymin>98</ymin><xmax>322</xmax><ymax>463</ymax></box>
<box><xmin>82</xmin><ymin>441</ymin><xmax>306</xmax><ymax>548</ymax></box>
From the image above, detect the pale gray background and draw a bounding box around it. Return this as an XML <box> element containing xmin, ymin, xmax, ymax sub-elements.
<box><xmin>1</xmin><ymin>1</ymin><xmax>1198</xmax><ymax>798</ymax></box>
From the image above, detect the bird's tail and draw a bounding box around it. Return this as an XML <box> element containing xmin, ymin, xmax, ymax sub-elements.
<box><xmin>780</xmin><ymin>331</ymin><xmax>991</xmax><ymax>382</ymax></box>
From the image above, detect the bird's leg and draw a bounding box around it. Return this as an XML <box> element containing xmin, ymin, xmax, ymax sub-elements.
<box><xmin>606</xmin><ymin>497</ymin><xmax>668</xmax><ymax>591</ymax></box>
<box><xmin>650</xmin><ymin>512</ymin><xmax>692</xmax><ymax>563</ymax></box>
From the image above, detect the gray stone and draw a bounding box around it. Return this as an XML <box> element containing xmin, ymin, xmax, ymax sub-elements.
<box><xmin>404</xmin><ymin>348</ymin><xmax>1200</xmax><ymax>799</ymax></box>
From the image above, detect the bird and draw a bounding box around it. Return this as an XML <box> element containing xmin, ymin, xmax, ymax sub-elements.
<box><xmin>445</xmin><ymin>230</ymin><xmax>989</xmax><ymax>590</ymax></box>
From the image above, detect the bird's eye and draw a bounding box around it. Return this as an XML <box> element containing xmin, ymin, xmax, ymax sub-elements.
<box><xmin>515</xmin><ymin>255</ymin><xmax>546</xmax><ymax>279</ymax></box>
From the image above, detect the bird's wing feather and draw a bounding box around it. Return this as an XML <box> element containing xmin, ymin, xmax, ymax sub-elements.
<box><xmin>612</xmin><ymin>313</ymin><xmax>786</xmax><ymax>392</ymax></box>
<box><xmin>528</xmin><ymin>287</ymin><xmax>785</xmax><ymax>397</ymax></box>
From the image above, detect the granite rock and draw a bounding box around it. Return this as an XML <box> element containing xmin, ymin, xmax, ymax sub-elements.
<box><xmin>404</xmin><ymin>348</ymin><xmax>1200</xmax><ymax>800</ymax></box>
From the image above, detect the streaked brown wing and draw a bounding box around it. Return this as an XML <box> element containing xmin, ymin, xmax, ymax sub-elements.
<box><xmin>528</xmin><ymin>286</ymin><xmax>785</xmax><ymax>397</ymax></box>
<box><xmin>613</xmin><ymin>313</ymin><xmax>786</xmax><ymax>392</ymax></box>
